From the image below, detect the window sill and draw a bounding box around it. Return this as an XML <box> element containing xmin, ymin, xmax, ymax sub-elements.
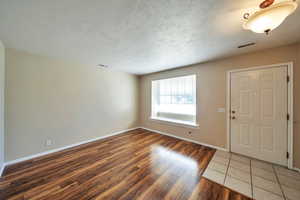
<box><xmin>149</xmin><ymin>117</ymin><xmax>199</xmax><ymax>129</ymax></box>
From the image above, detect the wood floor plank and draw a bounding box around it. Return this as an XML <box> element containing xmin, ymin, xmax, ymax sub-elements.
<box><xmin>0</xmin><ymin>129</ymin><xmax>253</xmax><ymax>200</ymax></box>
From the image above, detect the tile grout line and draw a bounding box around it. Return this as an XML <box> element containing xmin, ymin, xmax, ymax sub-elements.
<box><xmin>223</xmin><ymin>152</ymin><xmax>232</xmax><ymax>185</ymax></box>
<box><xmin>273</xmin><ymin>165</ymin><xmax>287</xmax><ymax>200</ymax></box>
<box><xmin>250</xmin><ymin>160</ymin><xmax>254</xmax><ymax>199</ymax></box>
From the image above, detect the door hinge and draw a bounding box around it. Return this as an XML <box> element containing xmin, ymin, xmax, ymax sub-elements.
<box><xmin>287</xmin><ymin>152</ymin><xmax>290</xmax><ymax>159</ymax></box>
<box><xmin>287</xmin><ymin>76</ymin><xmax>290</xmax><ymax>83</ymax></box>
<box><xmin>287</xmin><ymin>114</ymin><xmax>290</xmax><ymax>121</ymax></box>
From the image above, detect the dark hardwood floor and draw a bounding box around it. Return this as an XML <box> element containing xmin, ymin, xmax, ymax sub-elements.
<box><xmin>0</xmin><ymin>129</ymin><xmax>252</xmax><ymax>200</ymax></box>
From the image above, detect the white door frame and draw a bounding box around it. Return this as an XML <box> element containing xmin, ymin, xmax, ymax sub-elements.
<box><xmin>226</xmin><ymin>62</ymin><xmax>294</xmax><ymax>169</ymax></box>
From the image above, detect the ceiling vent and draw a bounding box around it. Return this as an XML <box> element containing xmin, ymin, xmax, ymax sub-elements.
<box><xmin>97</xmin><ymin>64</ymin><xmax>109</xmax><ymax>68</ymax></box>
<box><xmin>238</xmin><ymin>42</ymin><xmax>256</xmax><ymax>48</ymax></box>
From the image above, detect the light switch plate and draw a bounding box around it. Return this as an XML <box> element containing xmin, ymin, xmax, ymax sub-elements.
<box><xmin>218</xmin><ymin>108</ymin><xmax>226</xmax><ymax>113</ymax></box>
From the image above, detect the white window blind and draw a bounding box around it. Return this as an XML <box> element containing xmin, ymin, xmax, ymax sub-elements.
<box><xmin>151</xmin><ymin>75</ymin><xmax>197</xmax><ymax>125</ymax></box>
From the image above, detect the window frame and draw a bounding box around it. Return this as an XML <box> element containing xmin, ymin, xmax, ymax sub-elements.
<box><xmin>150</xmin><ymin>74</ymin><xmax>199</xmax><ymax>128</ymax></box>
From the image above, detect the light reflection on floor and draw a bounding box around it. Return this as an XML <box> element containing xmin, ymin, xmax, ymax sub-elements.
<box><xmin>150</xmin><ymin>145</ymin><xmax>199</xmax><ymax>190</ymax></box>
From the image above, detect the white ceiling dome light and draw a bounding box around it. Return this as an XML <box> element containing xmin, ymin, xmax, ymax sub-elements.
<box><xmin>243</xmin><ymin>0</ymin><xmax>298</xmax><ymax>34</ymax></box>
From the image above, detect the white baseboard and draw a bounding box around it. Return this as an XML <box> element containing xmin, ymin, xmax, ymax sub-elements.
<box><xmin>0</xmin><ymin>164</ymin><xmax>5</xmax><ymax>177</ymax></box>
<box><xmin>140</xmin><ymin>127</ymin><xmax>228</xmax><ymax>152</ymax></box>
<box><xmin>140</xmin><ymin>127</ymin><xmax>300</xmax><ymax>172</ymax></box>
<box><xmin>4</xmin><ymin>127</ymin><xmax>139</xmax><ymax>168</ymax></box>
<box><xmin>2</xmin><ymin>126</ymin><xmax>298</xmax><ymax>176</ymax></box>
<box><xmin>293</xmin><ymin>167</ymin><xmax>300</xmax><ymax>172</ymax></box>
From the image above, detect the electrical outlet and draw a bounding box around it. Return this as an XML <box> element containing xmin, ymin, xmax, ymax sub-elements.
<box><xmin>45</xmin><ymin>139</ymin><xmax>52</xmax><ymax>146</ymax></box>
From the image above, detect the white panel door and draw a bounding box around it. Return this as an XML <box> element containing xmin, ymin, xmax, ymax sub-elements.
<box><xmin>230</xmin><ymin>66</ymin><xmax>288</xmax><ymax>166</ymax></box>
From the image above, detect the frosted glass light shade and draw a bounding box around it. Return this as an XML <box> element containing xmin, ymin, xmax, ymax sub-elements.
<box><xmin>243</xmin><ymin>1</ymin><xmax>297</xmax><ymax>33</ymax></box>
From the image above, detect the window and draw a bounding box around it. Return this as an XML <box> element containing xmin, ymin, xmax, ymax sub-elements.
<box><xmin>151</xmin><ymin>75</ymin><xmax>197</xmax><ymax>126</ymax></box>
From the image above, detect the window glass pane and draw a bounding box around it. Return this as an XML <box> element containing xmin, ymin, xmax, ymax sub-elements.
<box><xmin>151</xmin><ymin>75</ymin><xmax>197</xmax><ymax>124</ymax></box>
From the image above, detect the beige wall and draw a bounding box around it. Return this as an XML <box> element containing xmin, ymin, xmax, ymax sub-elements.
<box><xmin>139</xmin><ymin>43</ymin><xmax>300</xmax><ymax>168</ymax></box>
<box><xmin>4</xmin><ymin>43</ymin><xmax>300</xmax><ymax>168</ymax></box>
<box><xmin>0</xmin><ymin>41</ymin><xmax>4</xmax><ymax>170</ymax></box>
<box><xmin>5</xmin><ymin>48</ymin><xmax>139</xmax><ymax>162</ymax></box>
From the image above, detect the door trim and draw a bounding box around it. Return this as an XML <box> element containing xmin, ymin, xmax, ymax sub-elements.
<box><xmin>226</xmin><ymin>62</ymin><xmax>294</xmax><ymax>169</ymax></box>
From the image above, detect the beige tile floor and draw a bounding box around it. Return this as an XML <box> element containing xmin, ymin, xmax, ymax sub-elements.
<box><xmin>203</xmin><ymin>150</ymin><xmax>300</xmax><ymax>200</ymax></box>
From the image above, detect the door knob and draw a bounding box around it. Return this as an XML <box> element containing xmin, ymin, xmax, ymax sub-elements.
<box><xmin>232</xmin><ymin>116</ymin><xmax>236</xmax><ymax>120</ymax></box>
<box><xmin>232</xmin><ymin>110</ymin><xmax>236</xmax><ymax>114</ymax></box>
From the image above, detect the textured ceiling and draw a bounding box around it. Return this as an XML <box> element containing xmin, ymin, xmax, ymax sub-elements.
<box><xmin>0</xmin><ymin>0</ymin><xmax>299</xmax><ymax>74</ymax></box>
